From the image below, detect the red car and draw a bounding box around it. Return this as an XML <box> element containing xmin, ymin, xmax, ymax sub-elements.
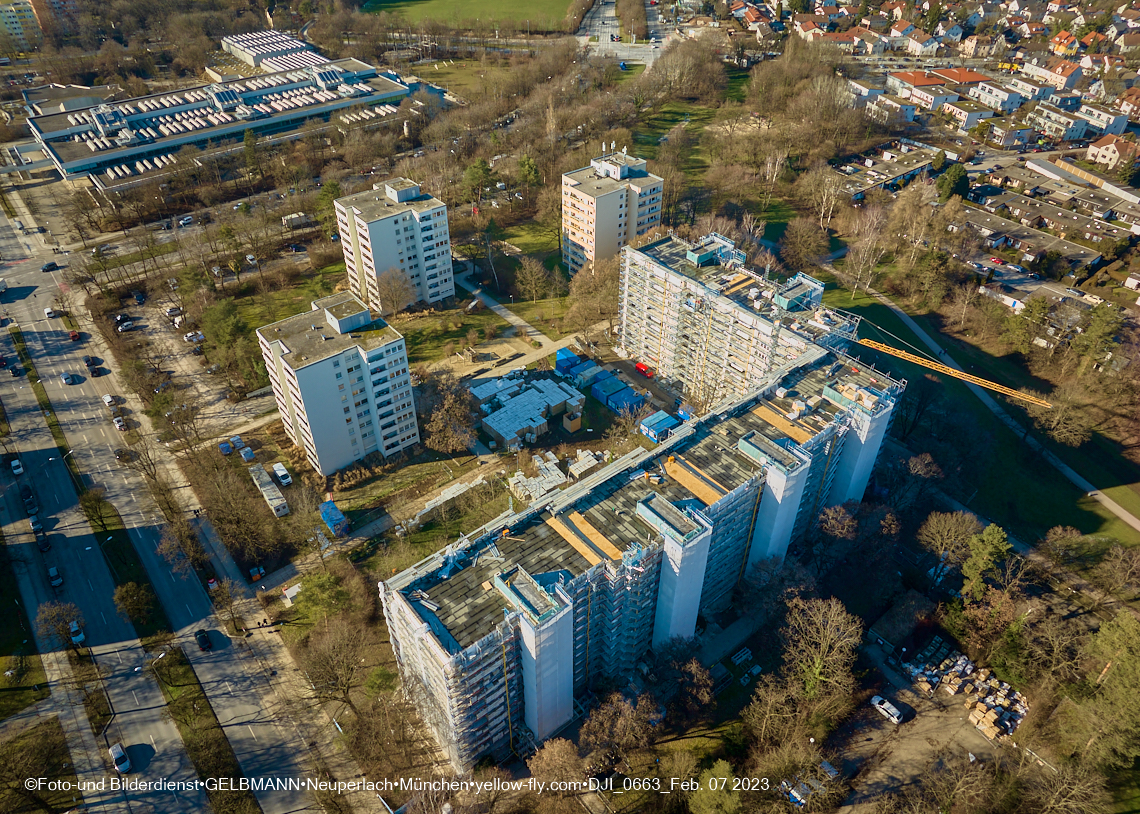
<box><xmin>0</xmin><ymin>354</ymin><xmax>6</xmax><ymax>368</ymax></box>
<box><xmin>68</xmin><ymin>330</ymin><xmax>80</xmax><ymax>341</ymax></box>
<box><xmin>989</xmin><ymin>257</ymin><xmax>1004</xmax><ymax>265</ymax></box>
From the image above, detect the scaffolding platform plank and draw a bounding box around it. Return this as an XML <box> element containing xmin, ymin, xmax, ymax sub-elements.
<box><xmin>567</xmin><ymin>511</ymin><xmax>623</xmax><ymax>561</ymax></box>
<box><xmin>545</xmin><ymin>516</ymin><xmax>603</xmax><ymax>566</ymax></box>
<box><xmin>750</xmin><ymin>402</ymin><xmax>815</xmax><ymax>444</ymax></box>
<box><xmin>664</xmin><ymin>456</ymin><xmax>726</xmax><ymax>506</ymax></box>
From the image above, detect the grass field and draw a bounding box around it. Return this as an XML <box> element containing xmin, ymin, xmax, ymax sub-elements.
<box><xmin>502</xmin><ymin>220</ymin><xmax>560</xmax><ymax>254</ymax></box>
<box><xmin>413</xmin><ymin>62</ymin><xmax>514</xmax><ymax>98</ymax></box>
<box><xmin>818</xmin><ymin>281</ymin><xmax>1140</xmax><ymax>547</ymax></box>
<box><xmin>505</xmin><ymin>296</ymin><xmax>571</xmax><ymax>339</ymax></box>
<box><xmin>390</xmin><ymin>303</ymin><xmax>509</xmax><ymax>364</ymax></box>
<box><xmin>363</xmin><ymin>0</ymin><xmax>570</xmax><ymax>26</ymax></box>
<box><xmin>229</xmin><ymin>262</ymin><xmax>346</xmax><ymax>331</ymax></box>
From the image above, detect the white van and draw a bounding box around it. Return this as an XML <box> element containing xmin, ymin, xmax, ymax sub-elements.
<box><xmin>44</xmin><ymin>307</ymin><xmax>55</xmax><ymax>319</ymax></box>
<box><xmin>271</xmin><ymin>462</ymin><xmax>292</xmax><ymax>486</ymax></box>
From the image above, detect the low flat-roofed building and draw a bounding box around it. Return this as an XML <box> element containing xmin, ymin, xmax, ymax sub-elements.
<box><xmin>28</xmin><ymin>58</ymin><xmax>408</xmax><ymax>187</ymax></box>
<box><xmin>222</xmin><ymin>30</ymin><xmax>315</xmax><ymax>67</ymax></box>
<box><xmin>956</xmin><ymin>207</ymin><xmax>1104</xmax><ymax>268</ymax></box>
<box><xmin>986</xmin><ymin>118</ymin><xmax>1036</xmax><ymax>147</ymax></box>
<box><xmin>1024</xmin><ymin>102</ymin><xmax>1091</xmax><ymax>141</ymax></box>
<box><xmin>834</xmin><ymin>145</ymin><xmax>937</xmax><ymax>200</ymax></box>
<box><xmin>972</xmin><ymin>188</ymin><xmax>1140</xmax><ymax>239</ymax></box>
<box><xmin>930</xmin><ymin>66</ymin><xmax>992</xmax><ymax>85</ymax></box>
<box><xmin>910</xmin><ymin>84</ymin><xmax>960</xmax><ymax>110</ymax></box>
<box><xmin>967</xmin><ymin>81</ymin><xmax>1025</xmax><ymax>113</ymax></box>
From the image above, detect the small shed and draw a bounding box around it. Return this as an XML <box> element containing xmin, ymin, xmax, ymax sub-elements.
<box><xmin>868</xmin><ymin>589</ymin><xmax>938</xmax><ymax>655</ymax></box>
<box><xmin>555</xmin><ymin>348</ymin><xmax>580</xmax><ymax>374</ymax></box>
<box><xmin>591</xmin><ymin>376</ymin><xmax>626</xmax><ymax>404</ymax></box>
<box><xmin>640</xmin><ymin>410</ymin><xmax>680</xmax><ymax>442</ymax></box>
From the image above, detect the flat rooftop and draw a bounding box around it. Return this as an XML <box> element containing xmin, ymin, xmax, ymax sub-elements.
<box><xmin>258</xmin><ymin>292</ymin><xmax>401</xmax><ymax>371</ymax></box>
<box><xmin>563</xmin><ymin>162</ymin><xmax>662</xmax><ymax>199</ymax></box>
<box><xmin>834</xmin><ymin>147</ymin><xmax>937</xmax><ymax>198</ymax></box>
<box><xmin>337</xmin><ymin>182</ymin><xmax>444</xmax><ymax>219</ymax></box>
<box><xmin>389</xmin><ymin>355</ymin><xmax>903</xmax><ymax>651</ymax></box>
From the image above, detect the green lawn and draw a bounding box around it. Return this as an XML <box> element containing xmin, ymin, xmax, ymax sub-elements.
<box><xmin>505</xmin><ymin>296</ymin><xmax>571</xmax><ymax>339</ymax></box>
<box><xmin>91</xmin><ymin>240</ymin><xmax>180</xmax><ymax>273</ymax></box>
<box><xmin>391</xmin><ymin>303</ymin><xmax>509</xmax><ymax>364</ymax></box>
<box><xmin>819</xmin><ymin>281</ymin><xmax>1140</xmax><ymax>547</ymax></box>
<box><xmin>410</xmin><ymin>62</ymin><xmax>514</xmax><ymax>98</ymax></box>
<box><xmin>229</xmin><ymin>262</ymin><xmax>346</xmax><ymax>331</ymax></box>
<box><xmin>615</xmin><ymin>64</ymin><xmax>647</xmax><ymax>83</ymax></box>
<box><xmin>0</xmin><ymin>544</ymin><xmax>50</xmax><ymax>723</ymax></box>
<box><xmin>632</xmin><ymin>102</ymin><xmax>718</xmax><ymax>173</ymax></box>
<box><xmin>363</xmin><ymin>0</ymin><xmax>571</xmax><ymax>26</ymax></box>
<box><xmin>501</xmin><ymin>220</ymin><xmax>561</xmax><ymax>254</ymax></box>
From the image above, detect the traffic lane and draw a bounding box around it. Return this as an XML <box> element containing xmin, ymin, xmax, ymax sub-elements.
<box><xmin>188</xmin><ymin>641</ymin><xmax>316</xmax><ymax>814</ymax></box>
<box><xmin>99</xmin><ymin>645</ymin><xmax>209</xmax><ymax>814</ymax></box>
<box><xmin>127</xmin><ymin>522</ymin><xmax>214</xmax><ymax>632</ymax></box>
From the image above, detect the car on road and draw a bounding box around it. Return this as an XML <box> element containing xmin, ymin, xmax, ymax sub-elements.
<box><xmin>183</xmin><ymin>331</ymin><xmax>205</xmax><ymax>343</ymax></box>
<box><xmin>41</xmin><ymin>261</ymin><xmax>58</xmax><ymax>272</ymax></box>
<box><xmin>116</xmin><ymin>321</ymin><xmax>134</xmax><ymax>333</ymax></box>
<box><xmin>113</xmin><ymin>416</ymin><xmax>127</xmax><ymax>431</ymax></box>
<box><xmin>164</xmin><ymin>307</ymin><xmax>182</xmax><ymax>317</ymax></box>
<box><xmin>871</xmin><ymin>695</ymin><xmax>904</xmax><ymax>724</ymax></box>
<box><xmin>60</xmin><ymin>372</ymin><xmax>74</xmax><ymax>385</ymax></box>
<box><xmin>109</xmin><ymin>743</ymin><xmax>131</xmax><ymax>773</ymax></box>
<box><xmin>44</xmin><ymin>307</ymin><xmax>56</xmax><ymax>318</ymax></box>
<box><xmin>102</xmin><ymin>394</ymin><xmax>116</xmax><ymax>406</ymax></box>
<box><xmin>29</xmin><ymin>515</ymin><xmax>41</xmax><ymax>533</ymax></box>
<box><xmin>194</xmin><ymin>629</ymin><xmax>212</xmax><ymax>651</ymax></box>
<box><xmin>69</xmin><ymin>621</ymin><xmax>85</xmax><ymax>644</ymax></box>
<box><xmin>48</xmin><ymin>566</ymin><xmax>62</xmax><ymax>587</ymax></box>
<box><xmin>11</xmin><ymin>458</ymin><xmax>23</xmax><ymax>475</ymax></box>
<box><xmin>82</xmin><ymin>355</ymin><xmax>94</xmax><ymax>367</ymax></box>
<box><xmin>69</xmin><ymin>330</ymin><xmax>80</xmax><ymax>341</ymax></box>
<box><xmin>177</xmin><ymin>216</ymin><xmax>194</xmax><ymax>227</ymax></box>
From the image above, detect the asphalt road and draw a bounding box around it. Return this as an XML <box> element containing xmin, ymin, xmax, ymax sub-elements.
<box><xmin>578</xmin><ymin>0</ymin><xmax>666</xmax><ymax>66</ymax></box>
<box><xmin>1</xmin><ymin>207</ymin><xmax>319</xmax><ymax>813</ymax></box>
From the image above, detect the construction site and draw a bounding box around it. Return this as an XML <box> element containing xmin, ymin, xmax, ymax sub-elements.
<box><xmin>381</xmin><ymin>324</ymin><xmax>905</xmax><ymax>771</ymax></box>
<box><xmin>617</xmin><ymin>232</ymin><xmax>863</xmax><ymax>410</ymax></box>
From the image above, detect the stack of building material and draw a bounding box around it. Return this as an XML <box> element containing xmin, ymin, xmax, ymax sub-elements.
<box><xmin>508</xmin><ymin>453</ymin><xmax>568</xmax><ymax>502</ymax></box>
<box><xmin>568</xmin><ymin>449</ymin><xmax>603</xmax><ymax>479</ymax></box>
<box><xmin>908</xmin><ymin>648</ymin><xmax>1029</xmax><ymax>741</ymax></box>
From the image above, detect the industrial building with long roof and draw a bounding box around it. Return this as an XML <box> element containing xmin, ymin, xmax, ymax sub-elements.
<box><xmin>27</xmin><ymin>57</ymin><xmax>407</xmax><ymax>188</ymax></box>
<box><xmin>382</xmin><ymin>234</ymin><xmax>905</xmax><ymax>771</ymax></box>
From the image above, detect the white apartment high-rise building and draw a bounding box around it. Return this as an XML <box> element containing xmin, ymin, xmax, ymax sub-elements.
<box><xmin>257</xmin><ymin>292</ymin><xmax>419</xmax><ymax>476</ymax></box>
<box><xmin>561</xmin><ymin>150</ymin><xmax>663</xmax><ymax>274</ymax></box>
<box><xmin>335</xmin><ymin>179</ymin><xmax>455</xmax><ymax>314</ymax></box>
<box><xmin>0</xmin><ymin>0</ymin><xmax>41</xmax><ymax>51</ymax></box>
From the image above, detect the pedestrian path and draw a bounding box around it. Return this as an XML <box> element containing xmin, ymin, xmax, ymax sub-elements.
<box><xmin>455</xmin><ymin>262</ymin><xmax>552</xmax><ymax>348</ymax></box>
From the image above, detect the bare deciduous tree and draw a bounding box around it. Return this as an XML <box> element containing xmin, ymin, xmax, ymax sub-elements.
<box><xmin>374</xmin><ymin>267</ymin><xmax>416</xmax><ymax>316</ymax></box>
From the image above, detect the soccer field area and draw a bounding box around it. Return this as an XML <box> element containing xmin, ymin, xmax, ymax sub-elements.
<box><xmin>363</xmin><ymin>0</ymin><xmax>572</xmax><ymax>26</ymax></box>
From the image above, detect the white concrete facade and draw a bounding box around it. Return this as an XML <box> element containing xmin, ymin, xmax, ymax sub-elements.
<box><xmin>257</xmin><ymin>292</ymin><xmax>419</xmax><ymax>476</ymax></box>
<box><xmin>336</xmin><ymin>179</ymin><xmax>455</xmax><ymax>313</ymax></box>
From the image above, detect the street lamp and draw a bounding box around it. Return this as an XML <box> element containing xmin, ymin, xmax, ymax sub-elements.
<box><xmin>149</xmin><ymin>650</ymin><xmax>167</xmax><ymax>688</ymax></box>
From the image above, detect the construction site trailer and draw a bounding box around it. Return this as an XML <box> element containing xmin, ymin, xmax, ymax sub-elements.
<box><xmin>249</xmin><ymin>463</ymin><xmax>289</xmax><ymax>517</ymax></box>
<box><xmin>608</xmin><ymin>387</ymin><xmax>646</xmax><ymax>414</ymax></box>
<box><xmin>591</xmin><ymin>375</ymin><xmax>625</xmax><ymax>405</ymax></box>
<box><xmin>555</xmin><ymin>348</ymin><xmax>580</xmax><ymax>374</ymax></box>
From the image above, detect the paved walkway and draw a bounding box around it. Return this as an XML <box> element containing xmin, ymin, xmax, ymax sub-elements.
<box><xmin>455</xmin><ymin>262</ymin><xmax>554</xmax><ymax>348</ymax></box>
<box><xmin>830</xmin><ymin>264</ymin><xmax>1140</xmax><ymax>537</ymax></box>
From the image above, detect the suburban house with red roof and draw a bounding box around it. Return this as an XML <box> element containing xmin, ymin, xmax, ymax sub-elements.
<box><xmin>1087</xmin><ymin>134</ymin><xmax>1140</xmax><ymax>169</ymax></box>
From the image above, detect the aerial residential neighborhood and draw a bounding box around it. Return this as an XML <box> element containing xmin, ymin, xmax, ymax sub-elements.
<box><xmin>1</xmin><ymin>1</ymin><xmax>1139</xmax><ymax>813</ymax></box>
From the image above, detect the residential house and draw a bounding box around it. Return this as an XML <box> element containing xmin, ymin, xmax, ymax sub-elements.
<box><xmin>1024</xmin><ymin>102</ymin><xmax>1092</xmax><ymax>140</ymax></box>
<box><xmin>1019</xmin><ymin>20</ymin><xmax>1050</xmax><ymax>37</ymax></box>
<box><xmin>1123</xmin><ymin>271</ymin><xmax>1140</xmax><ymax>290</ymax></box>
<box><xmin>861</xmin><ymin>15</ymin><xmax>890</xmax><ymax>32</ymax></box>
<box><xmin>911</xmin><ymin>84</ymin><xmax>961</xmax><ymax>109</ymax></box>
<box><xmin>869</xmin><ymin>94</ymin><xmax>919</xmax><ymax>124</ymax></box>
<box><xmin>960</xmin><ymin>34</ymin><xmax>1000</xmax><ymax>55</ymax></box>
<box><xmin>1121</xmin><ymin>7</ymin><xmax>1140</xmax><ymax>28</ymax></box>
<box><xmin>851</xmin><ymin>26</ymin><xmax>888</xmax><ymax>53</ymax></box>
<box><xmin>819</xmin><ymin>30</ymin><xmax>858</xmax><ymax>50</ymax></box>
<box><xmin>1081</xmin><ymin>54</ymin><xmax>1126</xmax><ymax>73</ymax></box>
<box><xmin>907</xmin><ymin>32</ymin><xmax>941</xmax><ymax>54</ymax></box>
<box><xmin>1117</xmin><ymin>30</ymin><xmax>1140</xmax><ymax>51</ymax></box>
<box><xmin>886</xmin><ymin>69</ymin><xmax>951</xmax><ymax>95</ymax></box>
<box><xmin>1080</xmin><ymin>30</ymin><xmax>1109</xmax><ymax>49</ymax></box>
<box><xmin>847</xmin><ymin>78</ymin><xmax>886</xmax><ymax>104</ymax></box>
<box><xmin>1087</xmin><ymin>134</ymin><xmax>1140</xmax><ymax>168</ymax></box>
<box><xmin>937</xmin><ymin>21</ymin><xmax>965</xmax><ymax>41</ymax></box>
<box><xmin>1049</xmin><ymin>29</ymin><xmax>1079</xmax><ymax>55</ymax></box>
<box><xmin>931</xmin><ymin>66</ymin><xmax>993</xmax><ymax>84</ymax></box>
<box><xmin>796</xmin><ymin>19</ymin><xmax>825</xmax><ymax>39</ymax></box>
<box><xmin>1116</xmin><ymin>85</ymin><xmax>1140</xmax><ymax>116</ymax></box>
<box><xmin>1007</xmin><ymin>74</ymin><xmax>1053</xmax><ymax>99</ymax></box>
<box><xmin>955</xmin><ymin>208</ymin><xmax>1104</xmax><ymax>269</ymax></box>
<box><xmin>968</xmin><ymin>81</ymin><xmax>1026</xmax><ymax>112</ymax></box>
<box><xmin>987</xmin><ymin>117</ymin><xmax>1037</xmax><ymax>146</ymax></box>
<box><xmin>945</xmin><ymin>99</ymin><xmax>998</xmax><ymax>130</ymax></box>
<box><xmin>1047</xmin><ymin>89</ymin><xmax>1082</xmax><ymax>110</ymax></box>
<box><xmin>816</xmin><ymin>4</ymin><xmax>849</xmax><ymax>23</ymax></box>
<box><xmin>1021</xmin><ymin>57</ymin><xmax>1082</xmax><ymax>88</ymax></box>
<box><xmin>729</xmin><ymin>0</ymin><xmax>748</xmax><ymax>17</ymax></box>
<box><xmin>880</xmin><ymin>0</ymin><xmax>908</xmax><ymax>19</ymax></box>
<box><xmin>889</xmin><ymin>20</ymin><xmax>916</xmax><ymax>38</ymax></box>
<box><xmin>1078</xmin><ymin>102</ymin><xmax>1130</xmax><ymax>135</ymax></box>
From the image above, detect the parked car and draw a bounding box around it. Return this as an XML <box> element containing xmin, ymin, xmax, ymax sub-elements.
<box><xmin>35</xmin><ymin>529</ymin><xmax>49</xmax><ymax>552</ymax></box>
<box><xmin>871</xmin><ymin>695</ymin><xmax>904</xmax><ymax>724</ymax></box>
<box><xmin>113</xmin><ymin>313</ymin><xmax>131</xmax><ymax>324</ymax></box>
<box><xmin>116</xmin><ymin>321</ymin><xmax>135</xmax><ymax>333</ymax></box>
<box><xmin>195</xmin><ymin>629</ymin><xmax>212</xmax><ymax>651</ymax></box>
<box><xmin>83</xmin><ymin>355</ymin><xmax>94</xmax><ymax>367</ymax></box>
<box><xmin>133</xmin><ymin>291</ymin><xmax>146</xmax><ymax>305</ymax></box>
<box><xmin>177</xmin><ymin>216</ymin><xmax>194</xmax><ymax>227</ymax></box>
<box><xmin>29</xmin><ymin>515</ymin><xmax>41</xmax><ymax>533</ymax></box>
<box><xmin>165</xmin><ymin>307</ymin><xmax>182</xmax><ymax>317</ymax></box>
<box><xmin>245</xmin><ymin>254</ymin><xmax>257</xmax><ymax>265</ymax></box>
<box><xmin>69</xmin><ymin>330</ymin><xmax>80</xmax><ymax>341</ymax></box>
<box><xmin>102</xmin><ymin>394</ymin><xmax>116</xmax><ymax>406</ymax></box>
<box><xmin>11</xmin><ymin>458</ymin><xmax>23</xmax><ymax>475</ymax></box>
<box><xmin>989</xmin><ymin>257</ymin><xmax>1005</xmax><ymax>265</ymax></box>
<box><xmin>69</xmin><ymin>620</ymin><xmax>85</xmax><ymax>644</ymax></box>
<box><xmin>48</xmin><ymin>566</ymin><xmax>63</xmax><ymax>587</ymax></box>
<box><xmin>0</xmin><ymin>354</ymin><xmax>6</xmax><ymax>368</ymax></box>
<box><xmin>113</xmin><ymin>416</ymin><xmax>127</xmax><ymax>431</ymax></box>
<box><xmin>272</xmin><ymin>462</ymin><xmax>292</xmax><ymax>486</ymax></box>
<box><xmin>183</xmin><ymin>331</ymin><xmax>205</xmax><ymax>343</ymax></box>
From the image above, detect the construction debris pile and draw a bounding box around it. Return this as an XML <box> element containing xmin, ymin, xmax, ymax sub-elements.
<box><xmin>509</xmin><ymin>452</ymin><xmax>568</xmax><ymax>502</ymax></box>
<box><xmin>907</xmin><ymin>637</ymin><xmax>1029</xmax><ymax>741</ymax></box>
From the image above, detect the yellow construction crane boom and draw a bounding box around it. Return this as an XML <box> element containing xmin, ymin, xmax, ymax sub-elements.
<box><xmin>855</xmin><ymin>339</ymin><xmax>1052</xmax><ymax>408</ymax></box>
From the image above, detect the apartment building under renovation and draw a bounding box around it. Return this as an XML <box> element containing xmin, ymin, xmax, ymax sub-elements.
<box><xmin>381</xmin><ymin>351</ymin><xmax>903</xmax><ymax>770</ymax></box>
<box><xmin>619</xmin><ymin>232</ymin><xmax>862</xmax><ymax>411</ymax></box>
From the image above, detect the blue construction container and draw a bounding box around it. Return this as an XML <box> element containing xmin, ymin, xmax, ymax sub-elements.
<box><xmin>608</xmin><ymin>387</ymin><xmax>646</xmax><ymax>414</ymax></box>
<box><xmin>591</xmin><ymin>376</ymin><xmax>625</xmax><ymax>404</ymax></box>
<box><xmin>320</xmin><ymin>501</ymin><xmax>349</xmax><ymax>538</ymax></box>
<box><xmin>640</xmin><ymin>410</ymin><xmax>680</xmax><ymax>442</ymax></box>
<box><xmin>677</xmin><ymin>402</ymin><xmax>696</xmax><ymax>421</ymax></box>
<box><xmin>572</xmin><ymin>363</ymin><xmax>602</xmax><ymax>388</ymax></box>
<box><xmin>555</xmin><ymin>348</ymin><xmax>580</xmax><ymax>374</ymax></box>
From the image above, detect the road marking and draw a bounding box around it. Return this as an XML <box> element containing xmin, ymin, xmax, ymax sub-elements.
<box><xmin>150</xmin><ymin>735</ymin><xmax>156</xmax><ymax>751</ymax></box>
<box><xmin>226</xmin><ymin>681</ymin><xmax>233</xmax><ymax>694</ymax></box>
<box><xmin>88</xmin><ymin>579</ymin><xmax>93</xmax><ymax>591</ymax></box>
<box><xmin>116</xmin><ymin>650</ymin><xmax>122</xmax><ymax>663</ymax></box>
<box><xmin>101</xmin><ymin>611</ymin><xmax>107</xmax><ymax>625</ymax></box>
<box><xmin>186</xmin><ymin>604</ymin><xmax>192</xmax><ymax>615</ymax></box>
<box><xmin>133</xmin><ymin>691</ymin><xmax>141</xmax><ymax>707</ymax></box>
<box><xmin>247</xmin><ymin>725</ymin><xmax>257</xmax><ymax>741</ymax></box>
<box><xmin>169</xmin><ymin>570</ymin><xmax>176</xmax><ymax>583</ymax></box>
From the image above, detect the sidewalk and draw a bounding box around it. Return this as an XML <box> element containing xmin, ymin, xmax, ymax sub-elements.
<box><xmin>830</xmin><ymin>264</ymin><xmax>1140</xmax><ymax>537</ymax></box>
<box><xmin>455</xmin><ymin>262</ymin><xmax>553</xmax><ymax>348</ymax></box>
